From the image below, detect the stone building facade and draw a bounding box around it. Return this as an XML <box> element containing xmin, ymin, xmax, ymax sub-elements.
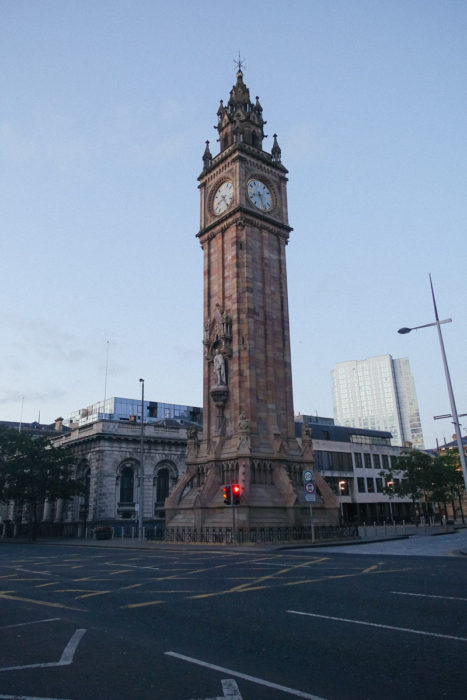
<box><xmin>51</xmin><ymin>419</ymin><xmax>187</xmax><ymax>534</ymax></box>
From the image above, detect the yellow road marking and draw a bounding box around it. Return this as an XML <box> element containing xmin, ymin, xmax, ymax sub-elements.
<box><xmin>75</xmin><ymin>590</ymin><xmax>111</xmax><ymax>599</ymax></box>
<box><xmin>230</xmin><ymin>557</ymin><xmax>329</xmax><ymax>592</ymax></box>
<box><xmin>0</xmin><ymin>591</ymin><xmax>84</xmax><ymax>611</ymax></box>
<box><xmin>284</xmin><ymin>567</ymin><xmax>413</xmax><ymax>587</ymax></box>
<box><xmin>73</xmin><ymin>577</ymin><xmax>110</xmax><ymax>582</ymax></box>
<box><xmin>361</xmin><ymin>564</ymin><xmax>379</xmax><ymax>574</ymax></box>
<box><xmin>123</xmin><ymin>600</ymin><xmax>163</xmax><ymax>609</ymax></box>
<box><xmin>35</xmin><ymin>582</ymin><xmax>61</xmax><ymax>588</ymax></box>
<box><xmin>108</xmin><ymin>569</ymin><xmax>132</xmax><ymax>575</ymax></box>
<box><xmin>120</xmin><ymin>583</ymin><xmax>143</xmax><ymax>590</ymax></box>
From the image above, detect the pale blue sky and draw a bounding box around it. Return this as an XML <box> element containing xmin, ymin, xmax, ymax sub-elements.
<box><xmin>1</xmin><ymin>0</ymin><xmax>466</xmax><ymax>448</ymax></box>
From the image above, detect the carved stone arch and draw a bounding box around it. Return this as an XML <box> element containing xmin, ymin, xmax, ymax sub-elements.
<box><xmin>117</xmin><ymin>458</ymin><xmax>138</xmax><ymax>506</ymax></box>
<box><xmin>153</xmin><ymin>460</ymin><xmax>178</xmax><ymax>506</ymax></box>
<box><xmin>73</xmin><ymin>459</ymin><xmax>91</xmax><ymax>523</ymax></box>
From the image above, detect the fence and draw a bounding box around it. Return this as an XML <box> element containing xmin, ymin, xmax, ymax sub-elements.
<box><xmin>162</xmin><ymin>524</ymin><xmax>358</xmax><ymax>544</ymax></box>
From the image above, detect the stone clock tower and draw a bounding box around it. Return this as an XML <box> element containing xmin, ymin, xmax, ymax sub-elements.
<box><xmin>165</xmin><ymin>68</ymin><xmax>338</xmax><ymax>529</ymax></box>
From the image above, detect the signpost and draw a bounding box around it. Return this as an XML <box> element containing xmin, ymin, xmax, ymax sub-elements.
<box><xmin>303</xmin><ymin>469</ymin><xmax>316</xmax><ymax>543</ymax></box>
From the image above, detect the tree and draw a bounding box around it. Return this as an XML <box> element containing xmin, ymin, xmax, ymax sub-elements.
<box><xmin>380</xmin><ymin>449</ymin><xmax>435</xmax><ymax>519</ymax></box>
<box><xmin>434</xmin><ymin>450</ymin><xmax>465</xmax><ymax>523</ymax></box>
<box><xmin>0</xmin><ymin>425</ymin><xmax>84</xmax><ymax>540</ymax></box>
<box><xmin>380</xmin><ymin>447</ymin><xmax>466</xmax><ymax>522</ymax></box>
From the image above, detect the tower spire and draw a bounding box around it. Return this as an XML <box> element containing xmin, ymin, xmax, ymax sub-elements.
<box><xmin>212</xmin><ymin>62</ymin><xmax>266</xmax><ymax>153</ymax></box>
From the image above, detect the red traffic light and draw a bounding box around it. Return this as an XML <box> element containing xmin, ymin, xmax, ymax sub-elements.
<box><xmin>223</xmin><ymin>485</ymin><xmax>231</xmax><ymax>505</ymax></box>
<box><xmin>232</xmin><ymin>483</ymin><xmax>241</xmax><ymax>505</ymax></box>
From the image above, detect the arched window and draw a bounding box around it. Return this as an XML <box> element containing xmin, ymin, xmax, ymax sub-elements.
<box><xmin>120</xmin><ymin>467</ymin><xmax>134</xmax><ymax>504</ymax></box>
<box><xmin>156</xmin><ymin>468</ymin><xmax>169</xmax><ymax>504</ymax></box>
<box><xmin>83</xmin><ymin>468</ymin><xmax>91</xmax><ymax>509</ymax></box>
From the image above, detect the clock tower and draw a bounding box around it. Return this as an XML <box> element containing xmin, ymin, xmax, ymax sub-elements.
<box><xmin>165</xmin><ymin>67</ymin><xmax>338</xmax><ymax>530</ymax></box>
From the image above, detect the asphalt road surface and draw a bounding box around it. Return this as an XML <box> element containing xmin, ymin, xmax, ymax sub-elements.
<box><xmin>0</xmin><ymin>541</ymin><xmax>466</xmax><ymax>700</ymax></box>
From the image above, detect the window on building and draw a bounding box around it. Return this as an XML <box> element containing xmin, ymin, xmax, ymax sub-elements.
<box><xmin>367</xmin><ymin>478</ymin><xmax>375</xmax><ymax>493</ymax></box>
<box><xmin>357</xmin><ymin>477</ymin><xmax>366</xmax><ymax>493</ymax></box>
<box><xmin>156</xmin><ymin>468</ymin><xmax>170</xmax><ymax>504</ymax></box>
<box><xmin>376</xmin><ymin>478</ymin><xmax>384</xmax><ymax>493</ymax></box>
<box><xmin>355</xmin><ymin>453</ymin><xmax>363</xmax><ymax>469</ymax></box>
<box><xmin>382</xmin><ymin>454</ymin><xmax>389</xmax><ymax>469</ymax></box>
<box><xmin>373</xmin><ymin>454</ymin><xmax>381</xmax><ymax>470</ymax></box>
<box><xmin>120</xmin><ymin>467</ymin><xmax>134</xmax><ymax>503</ymax></box>
<box><xmin>364</xmin><ymin>453</ymin><xmax>372</xmax><ymax>469</ymax></box>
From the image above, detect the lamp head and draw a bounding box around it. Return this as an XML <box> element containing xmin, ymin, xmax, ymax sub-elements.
<box><xmin>398</xmin><ymin>327</ymin><xmax>412</xmax><ymax>335</ymax></box>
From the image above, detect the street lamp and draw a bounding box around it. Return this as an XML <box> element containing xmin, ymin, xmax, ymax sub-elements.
<box><xmin>398</xmin><ymin>275</ymin><xmax>467</xmax><ymax>491</ymax></box>
<box><xmin>338</xmin><ymin>480</ymin><xmax>346</xmax><ymax>523</ymax></box>
<box><xmin>386</xmin><ymin>480</ymin><xmax>394</xmax><ymax>522</ymax></box>
<box><xmin>139</xmin><ymin>378</ymin><xmax>145</xmax><ymax>543</ymax></box>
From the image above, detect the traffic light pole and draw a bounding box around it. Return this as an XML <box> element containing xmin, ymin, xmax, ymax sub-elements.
<box><xmin>232</xmin><ymin>503</ymin><xmax>236</xmax><ymax>545</ymax></box>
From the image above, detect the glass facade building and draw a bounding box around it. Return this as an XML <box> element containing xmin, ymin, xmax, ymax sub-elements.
<box><xmin>332</xmin><ymin>355</ymin><xmax>424</xmax><ymax>448</ymax></box>
<box><xmin>69</xmin><ymin>397</ymin><xmax>202</xmax><ymax>427</ymax></box>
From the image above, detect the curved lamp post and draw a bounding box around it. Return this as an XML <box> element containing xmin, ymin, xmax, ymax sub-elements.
<box><xmin>398</xmin><ymin>276</ymin><xmax>467</xmax><ymax>491</ymax></box>
<box><xmin>139</xmin><ymin>378</ymin><xmax>145</xmax><ymax>542</ymax></box>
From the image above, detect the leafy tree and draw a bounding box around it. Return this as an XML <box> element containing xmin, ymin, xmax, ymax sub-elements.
<box><xmin>434</xmin><ymin>450</ymin><xmax>465</xmax><ymax>523</ymax></box>
<box><xmin>0</xmin><ymin>425</ymin><xmax>84</xmax><ymax>540</ymax></box>
<box><xmin>380</xmin><ymin>447</ymin><xmax>466</xmax><ymax>522</ymax></box>
<box><xmin>380</xmin><ymin>449</ymin><xmax>434</xmax><ymax>507</ymax></box>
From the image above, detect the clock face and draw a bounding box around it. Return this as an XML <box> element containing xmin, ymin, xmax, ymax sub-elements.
<box><xmin>247</xmin><ymin>179</ymin><xmax>273</xmax><ymax>211</ymax></box>
<box><xmin>213</xmin><ymin>180</ymin><xmax>233</xmax><ymax>215</ymax></box>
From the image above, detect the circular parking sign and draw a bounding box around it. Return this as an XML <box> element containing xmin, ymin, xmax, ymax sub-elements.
<box><xmin>303</xmin><ymin>469</ymin><xmax>313</xmax><ymax>483</ymax></box>
<box><xmin>305</xmin><ymin>481</ymin><xmax>316</xmax><ymax>495</ymax></box>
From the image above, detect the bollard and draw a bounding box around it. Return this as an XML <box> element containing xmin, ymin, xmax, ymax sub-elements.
<box><xmin>363</xmin><ymin>522</ymin><xmax>367</xmax><ymax>537</ymax></box>
<box><xmin>121</xmin><ymin>526</ymin><xmax>124</xmax><ymax>541</ymax></box>
<box><xmin>384</xmin><ymin>521</ymin><xmax>387</xmax><ymax>536</ymax></box>
<box><xmin>374</xmin><ymin>521</ymin><xmax>377</xmax><ymax>537</ymax></box>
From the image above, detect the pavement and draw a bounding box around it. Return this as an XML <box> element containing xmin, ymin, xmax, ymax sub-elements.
<box><xmin>3</xmin><ymin>524</ymin><xmax>467</xmax><ymax>557</ymax></box>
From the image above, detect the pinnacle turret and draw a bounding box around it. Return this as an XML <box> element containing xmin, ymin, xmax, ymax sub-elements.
<box><xmin>215</xmin><ymin>68</ymin><xmax>266</xmax><ymax>153</ymax></box>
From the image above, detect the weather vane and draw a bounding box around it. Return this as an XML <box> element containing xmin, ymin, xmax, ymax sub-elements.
<box><xmin>234</xmin><ymin>51</ymin><xmax>245</xmax><ymax>72</ymax></box>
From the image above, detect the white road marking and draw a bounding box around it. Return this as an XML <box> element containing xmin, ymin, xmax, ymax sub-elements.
<box><xmin>287</xmin><ymin>610</ymin><xmax>467</xmax><ymax>642</ymax></box>
<box><xmin>165</xmin><ymin>651</ymin><xmax>326</xmax><ymax>699</ymax></box>
<box><xmin>190</xmin><ymin>678</ymin><xmax>243</xmax><ymax>699</ymax></box>
<box><xmin>0</xmin><ymin>695</ymin><xmax>72</xmax><ymax>700</ymax></box>
<box><xmin>0</xmin><ymin>628</ymin><xmax>86</xmax><ymax>672</ymax></box>
<box><xmin>0</xmin><ymin>617</ymin><xmax>60</xmax><ymax>630</ymax></box>
<box><xmin>391</xmin><ymin>591</ymin><xmax>467</xmax><ymax>602</ymax></box>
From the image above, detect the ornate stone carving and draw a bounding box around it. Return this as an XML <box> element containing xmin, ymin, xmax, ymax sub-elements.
<box><xmin>213</xmin><ymin>348</ymin><xmax>226</xmax><ymax>386</ymax></box>
<box><xmin>237</xmin><ymin>410</ymin><xmax>251</xmax><ymax>452</ymax></box>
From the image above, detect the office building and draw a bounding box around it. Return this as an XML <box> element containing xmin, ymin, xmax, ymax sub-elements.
<box><xmin>332</xmin><ymin>355</ymin><xmax>424</xmax><ymax>448</ymax></box>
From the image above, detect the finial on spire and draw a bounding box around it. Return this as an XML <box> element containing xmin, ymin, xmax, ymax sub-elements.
<box><xmin>202</xmin><ymin>140</ymin><xmax>212</xmax><ymax>171</ymax></box>
<box><xmin>234</xmin><ymin>51</ymin><xmax>246</xmax><ymax>73</ymax></box>
<box><xmin>271</xmin><ymin>133</ymin><xmax>282</xmax><ymax>163</ymax></box>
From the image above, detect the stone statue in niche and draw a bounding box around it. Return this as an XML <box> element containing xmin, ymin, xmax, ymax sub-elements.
<box><xmin>213</xmin><ymin>348</ymin><xmax>226</xmax><ymax>385</ymax></box>
<box><xmin>238</xmin><ymin>410</ymin><xmax>250</xmax><ymax>433</ymax></box>
<box><xmin>187</xmin><ymin>426</ymin><xmax>198</xmax><ymax>442</ymax></box>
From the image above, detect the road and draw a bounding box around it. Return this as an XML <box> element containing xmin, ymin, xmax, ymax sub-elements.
<box><xmin>0</xmin><ymin>540</ymin><xmax>466</xmax><ymax>699</ymax></box>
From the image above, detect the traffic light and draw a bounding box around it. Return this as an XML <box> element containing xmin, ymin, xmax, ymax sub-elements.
<box><xmin>223</xmin><ymin>485</ymin><xmax>231</xmax><ymax>505</ymax></box>
<box><xmin>232</xmin><ymin>483</ymin><xmax>241</xmax><ymax>505</ymax></box>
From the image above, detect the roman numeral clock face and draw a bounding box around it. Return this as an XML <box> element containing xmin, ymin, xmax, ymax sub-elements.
<box><xmin>247</xmin><ymin>179</ymin><xmax>272</xmax><ymax>211</ymax></box>
<box><xmin>213</xmin><ymin>180</ymin><xmax>233</xmax><ymax>215</ymax></box>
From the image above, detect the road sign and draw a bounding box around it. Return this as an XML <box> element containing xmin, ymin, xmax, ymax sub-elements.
<box><xmin>305</xmin><ymin>481</ymin><xmax>316</xmax><ymax>495</ymax></box>
<box><xmin>303</xmin><ymin>469</ymin><xmax>313</xmax><ymax>483</ymax></box>
<box><xmin>305</xmin><ymin>492</ymin><xmax>316</xmax><ymax>503</ymax></box>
